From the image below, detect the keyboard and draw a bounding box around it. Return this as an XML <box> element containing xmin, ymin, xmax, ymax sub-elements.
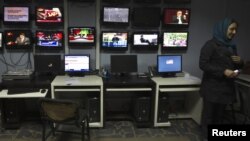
<box><xmin>7</xmin><ymin>88</ymin><xmax>41</xmax><ymax>95</ymax></box>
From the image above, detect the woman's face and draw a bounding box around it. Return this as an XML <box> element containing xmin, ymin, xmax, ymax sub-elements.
<box><xmin>227</xmin><ymin>22</ymin><xmax>237</xmax><ymax>40</ymax></box>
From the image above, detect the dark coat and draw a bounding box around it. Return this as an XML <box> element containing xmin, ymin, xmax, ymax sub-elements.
<box><xmin>199</xmin><ymin>38</ymin><xmax>243</xmax><ymax>104</ymax></box>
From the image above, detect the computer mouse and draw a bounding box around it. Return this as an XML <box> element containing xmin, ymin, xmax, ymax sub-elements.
<box><xmin>41</xmin><ymin>89</ymin><xmax>46</xmax><ymax>93</ymax></box>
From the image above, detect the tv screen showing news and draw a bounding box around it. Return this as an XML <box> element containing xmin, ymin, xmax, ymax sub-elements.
<box><xmin>132</xmin><ymin>32</ymin><xmax>159</xmax><ymax>49</ymax></box>
<box><xmin>163</xmin><ymin>8</ymin><xmax>190</xmax><ymax>27</ymax></box>
<box><xmin>64</xmin><ymin>55</ymin><xmax>90</xmax><ymax>73</ymax></box>
<box><xmin>110</xmin><ymin>55</ymin><xmax>138</xmax><ymax>75</ymax></box>
<box><xmin>157</xmin><ymin>55</ymin><xmax>182</xmax><ymax>77</ymax></box>
<box><xmin>0</xmin><ymin>33</ymin><xmax>3</xmax><ymax>50</ymax></box>
<box><xmin>4</xmin><ymin>30</ymin><xmax>32</xmax><ymax>50</ymax></box>
<box><xmin>101</xmin><ymin>32</ymin><xmax>128</xmax><ymax>50</ymax></box>
<box><xmin>132</xmin><ymin>7</ymin><xmax>161</xmax><ymax>27</ymax></box>
<box><xmin>102</xmin><ymin>7</ymin><xmax>129</xmax><ymax>25</ymax></box>
<box><xmin>162</xmin><ymin>32</ymin><xmax>188</xmax><ymax>49</ymax></box>
<box><xmin>36</xmin><ymin>7</ymin><xmax>63</xmax><ymax>26</ymax></box>
<box><xmin>36</xmin><ymin>31</ymin><xmax>64</xmax><ymax>49</ymax></box>
<box><xmin>4</xmin><ymin>6</ymin><xmax>30</xmax><ymax>24</ymax></box>
<box><xmin>68</xmin><ymin>27</ymin><xmax>95</xmax><ymax>46</ymax></box>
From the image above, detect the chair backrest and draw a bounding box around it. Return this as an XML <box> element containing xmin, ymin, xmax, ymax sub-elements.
<box><xmin>40</xmin><ymin>98</ymin><xmax>79</xmax><ymax>123</ymax></box>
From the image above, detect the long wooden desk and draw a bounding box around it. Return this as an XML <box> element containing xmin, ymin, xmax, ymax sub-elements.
<box><xmin>151</xmin><ymin>76</ymin><xmax>201</xmax><ymax>127</ymax></box>
<box><xmin>51</xmin><ymin>75</ymin><xmax>103</xmax><ymax>128</ymax></box>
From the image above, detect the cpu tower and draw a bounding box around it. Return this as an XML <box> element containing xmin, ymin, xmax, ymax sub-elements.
<box><xmin>133</xmin><ymin>96</ymin><xmax>151</xmax><ymax>126</ymax></box>
<box><xmin>87</xmin><ymin>96</ymin><xmax>100</xmax><ymax>122</ymax></box>
<box><xmin>158</xmin><ymin>95</ymin><xmax>169</xmax><ymax>122</ymax></box>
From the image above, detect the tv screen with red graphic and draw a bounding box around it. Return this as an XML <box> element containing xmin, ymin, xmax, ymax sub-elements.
<box><xmin>4</xmin><ymin>30</ymin><xmax>32</xmax><ymax>50</ymax></box>
<box><xmin>36</xmin><ymin>6</ymin><xmax>63</xmax><ymax>26</ymax></box>
<box><xmin>36</xmin><ymin>31</ymin><xmax>64</xmax><ymax>50</ymax></box>
<box><xmin>68</xmin><ymin>27</ymin><xmax>95</xmax><ymax>47</ymax></box>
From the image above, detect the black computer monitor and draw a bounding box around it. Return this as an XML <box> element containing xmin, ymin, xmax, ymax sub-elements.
<box><xmin>157</xmin><ymin>55</ymin><xmax>182</xmax><ymax>77</ymax></box>
<box><xmin>34</xmin><ymin>55</ymin><xmax>62</xmax><ymax>76</ymax></box>
<box><xmin>110</xmin><ymin>55</ymin><xmax>137</xmax><ymax>77</ymax></box>
<box><xmin>64</xmin><ymin>54</ymin><xmax>90</xmax><ymax>76</ymax></box>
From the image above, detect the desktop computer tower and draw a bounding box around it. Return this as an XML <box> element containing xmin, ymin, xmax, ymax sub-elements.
<box><xmin>158</xmin><ymin>95</ymin><xmax>169</xmax><ymax>122</ymax></box>
<box><xmin>87</xmin><ymin>97</ymin><xmax>100</xmax><ymax>122</ymax></box>
<box><xmin>133</xmin><ymin>96</ymin><xmax>151</xmax><ymax>123</ymax></box>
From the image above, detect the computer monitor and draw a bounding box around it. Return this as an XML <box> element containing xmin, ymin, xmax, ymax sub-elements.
<box><xmin>110</xmin><ymin>55</ymin><xmax>137</xmax><ymax>77</ymax></box>
<box><xmin>64</xmin><ymin>54</ymin><xmax>90</xmax><ymax>76</ymax></box>
<box><xmin>34</xmin><ymin>55</ymin><xmax>61</xmax><ymax>76</ymax></box>
<box><xmin>157</xmin><ymin>55</ymin><xmax>182</xmax><ymax>77</ymax></box>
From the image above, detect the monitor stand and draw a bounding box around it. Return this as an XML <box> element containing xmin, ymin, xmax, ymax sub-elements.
<box><xmin>68</xmin><ymin>72</ymin><xmax>85</xmax><ymax>77</ymax></box>
<box><xmin>161</xmin><ymin>73</ymin><xmax>177</xmax><ymax>78</ymax></box>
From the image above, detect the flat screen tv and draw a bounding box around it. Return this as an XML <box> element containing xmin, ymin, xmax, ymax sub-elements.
<box><xmin>162</xmin><ymin>31</ymin><xmax>188</xmax><ymax>50</ymax></box>
<box><xmin>132</xmin><ymin>32</ymin><xmax>159</xmax><ymax>50</ymax></box>
<box><xmin>64</xmin><ymin>54</ymin><xmax>90</xmax><ymax>76</ymax></box>
<box><xmin>157</xmin><ymin>55</ymin><xmax>182</xmax><ymax>77</ymax></box>
<box><xmin>36</xmin><ymin>6</ymin><xmax>63</xmax><ymax>26</ymax></box>
<box><xmin>3</xmin><ymin>6</ymin><xmax>30</xmax><ymax>25</ymax></box>
<box><xmin>134</xmin><ymin>0</ymin><xmax>161</xmax><ymax>4</ymax></box>
<box><xmin>4</xmin><ymin>30</ymin><xmax>32</xmax><ymax>50</ymax></box>
<box><xmin>34</xmin><ymin>55</ymin><xmax>61</xmax><ymax>76</ymax></box>
<box><xmin>163</xmin><ymin>8</ymin><xmax>190</xmax><ymax>27</ymax></box>
<box><xmin>0</xmin><ymin>32</ymin><xmax>3</xmax><ymax>50</ymax></box>
<box><xmin>132</xmin><ymin>7</ymin><xmax>161</xmax><ymax>27</ymax></box>
<box><xmin>110</xmin><ymin>55</ymin><xmax>138</xmax><ymax>77</ymax></box>
<box><xmin>102</xmin><ymin>6</ymin><xmax>130</xmax><ymax>26</ymax></box>
<box><xmin>101</xmin><ymin>31</ymin><xmax>128</xmax><ymax>51</ymax></box>
<box><xmin>36</xmin><ymin>31</ymin><xmax>64</xmax><ymax>50</ymax></box>
<box><xmin>68</xmin><ymin>27</ymin><xmax>95</xmax><ymax>47</ymax></box>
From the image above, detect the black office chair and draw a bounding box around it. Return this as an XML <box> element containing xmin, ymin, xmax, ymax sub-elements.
<box><xmin>39</xmin><ymin>98</ymin><xmax>90</xmax><ymax>141</ymax></box>
<box><xmin>236</xmin><ymin>85</ymin><xmax>250</xmax><ymax>124</ymax></box>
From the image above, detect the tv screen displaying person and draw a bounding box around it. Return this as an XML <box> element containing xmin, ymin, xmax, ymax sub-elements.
<box><xmin>15</xmin><ymin>32</ymin><xmax>30</xmax><ymax>45</ymax></box>
<box><xmin>172</xmin><ymin>10</ymin><xmax>187</xmax><ymax>24</ymax></box>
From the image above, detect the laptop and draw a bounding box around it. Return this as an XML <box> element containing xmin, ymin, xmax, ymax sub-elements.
<box><xmin>34</xmin><ymin>55</ymin><xmax>61</xmax><ymax>76</ymax></box>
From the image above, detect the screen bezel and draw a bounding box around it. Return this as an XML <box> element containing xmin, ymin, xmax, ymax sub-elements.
<box><xmin>162</xmin><ymin>31</ymin><xmax>189</xmax><ymax>50</ymax></box>
<box><xmin>163</xmin><ymin>8</ymin><xmax>190</xmax><ymax>28</ymax></box>
<box><xmin>101</xmin><ymin>6</ymin><xmax>130</xmax><ymax>26</ymax></box>
<box><xmin>0</xmin><ymin>32</ymin><xmax>3</xmax><ymax>50</ymax></box>
<box><xmin>132</xmin><ymin>31</ymin><xmax>159</xmax><ymax>50</ymax></box>
<box><xmin>3</xmin><ymin>6</ymin><xmax>30</xmax><ymax>25</ymax></box>
<box><xmin>101</xmin><ymin>31</ymin><xmax>129</xmax><ymax>51</ymax></box>
<box><xmin>102</xmin><ymin>0</ymin><xmax>131</xmax><ymax>4</ymax></box>
<box><xmin>4</xmin><ymin>30</ymin><xmax>33</xmax><ymax>50</ymax></box>
<box><xmin>64</xmin><ymin>54</ymin><xmax>90</xmax><ymax>73</ymax></box>
<box><xmin>157</xmin><ymin>55</ymin><xmax>182</xmax><ymax>76</ymax></box>
<box><xmin>164</xmin><ymin>0</ymin><xmax>191</xmax><ymax>3</ymax></box>
<box><xmin>134</xmin><ymin>0</ymin><xmax>161</xmax><ymax>4</ymax></box>
<box><xmin>35</xmin><ymin>6</ymin><xmax>64</xmax><ymax>26</ymax></box>
<box><xmin>68</xmin><ymin>27</ymin><xmax>96</xmax><ymax>47</ymax></box>
<box><xmin>35</xmin><ymin>30</ymin><xmax>64</xmax><ymax>50</ymax></box>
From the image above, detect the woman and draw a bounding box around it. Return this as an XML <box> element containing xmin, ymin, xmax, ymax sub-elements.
<box><xmin>199</xmin><ymin>18</ymin><xmax>244</xmax><ymax>139</ymax></box>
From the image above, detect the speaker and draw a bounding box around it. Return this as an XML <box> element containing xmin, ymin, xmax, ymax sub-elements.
<box><xmin>133</xmin><ymin>97</ymin><xmax>151</xmax><ymax>122</ymax></box>
<box><xmin>87</xmin><ymin>97</ymin><xmax>100</xmax><ymax>122</ymax></box>
<box><xmin>158</xmin><ymin>96</ymin><xmax>169</xmax><ymax>122</ymax></box>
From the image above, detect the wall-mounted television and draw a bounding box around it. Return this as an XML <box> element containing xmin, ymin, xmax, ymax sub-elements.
<box><xmin>64</xmin><ymin>54</ymin><xmax>90</xmax><ymax>76</ymax></box>
<box><xmin>36</xmin><ymin>31</ymin><xmax>64</xmax><ymax>50</ymax></box>
<box><xmin>3</xmin><ymin>6</ymin><xmax>30</xmax><ymax>25</ymax></box>
<box><xmin>157</xmin><ymin>55</ymin><xmax>182</xmax><ymax>77</ymax></box>
<box><xmin>132</xmin><ymin>7</ymin><xmax>161</xmax><ymax>27</ymax></box>
<box><xmin>164</xmin><ymin>0</ymin><xmax>191</xmax><ymax>3</ymax></box>
<box><xmin>4</xmin><ymin>0</ymin><xmax>32</xmax><ymax>3</ymax></box>
<box><xmin>36</xmin><ymin>6</ymin><xmax>63</xmax><ymax>26</ymax></box>
<box><xmin>101</xmin><ymin>31</ymin><xmax>128</xmax><ymax>51</ymax></box>
<box><xmin>163</xmin><ymin>8</ymin><xmax>190</xmax><ymax>27</ymax></box>
<box><xmin>0</xmin><ymin>32</ymin><xmax>3</xmax><ymax>50</ymax></box>
<box><xmin>132</xmin><ymin>32</ymin><xmax>159</xmax><ymax>50</ymax></box>
<box><xmin>162</xmin><ymin>31</ymin><xmax>188</xmax><ymax>50</ymax></box>
<box><xmin>134</xmin><ymin>0</ymin><xmax>161</xmax><ymax>4</ymax></box>
<box><xmin>101</xmin><ymin>6</ymin><xmax>130</xmax><ymax>26</ymax></box>
<box><xmin>68</xmin><ymin>27</ymin><xmax>95</xmax><ymax>47</ymax></box>
<box><xmin>4</xmin><ymin>30</ymin><xmax>32</xmax><ymax>50</ymax></box>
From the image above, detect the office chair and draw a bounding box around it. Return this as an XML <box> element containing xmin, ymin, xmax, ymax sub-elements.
<box><xmin>236</xmin><ymin>85</ymin><xmax>250</xmax><ymax>124</ymax></box>
<box><xmin>39</xmin><ymin>98</ymin><xmax>90</xmax><ymax>141</ymax></box>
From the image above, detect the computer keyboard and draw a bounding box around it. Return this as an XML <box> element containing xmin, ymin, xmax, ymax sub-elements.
<box><xmin>7</xmin><ymin>88</ymin><xmax>41</xmax><ymax>95</ymax></box>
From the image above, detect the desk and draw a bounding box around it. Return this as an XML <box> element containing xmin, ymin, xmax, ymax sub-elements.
<box><xmin>151</xmin><ymin>76</ymin><xmax>201</xmax><ymax>127</ymax></box>
<box><xmin>51</xmin><ymin>75</ymin><xmax>103</xmax><ymax>128</ymax></box>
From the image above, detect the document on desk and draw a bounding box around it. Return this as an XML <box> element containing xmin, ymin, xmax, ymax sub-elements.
<box><xmin>65</xmin><ymin>78</ymin><xmax>80</xmax><ymax>85</ymax></box>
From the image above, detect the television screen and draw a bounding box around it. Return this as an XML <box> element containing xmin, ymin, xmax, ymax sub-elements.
<box><xmin>134</xmin><ymin>0</ymin><xmax>161</xmax><ymax>3</ymax></box>
<box><xmin>163</xmin><ymin>8</ymin><xmax>190</xmax><ymax>27</ymax></box>
<box><xmin>132</xmin><ymin>32</ymin><xmax>159</xmax><ymax>49</ymax></box>
<box><xmin>110</xmin><ymin>55</ymin><xmax>138</xmax><ymax>75</ymax></box>
<box><xmin>64</xmin><ymin>55</ymin><xmax>90</xmax><ymax>75</ymax></box>
<box><xmin>101</xmin><ymin>32</ymin><xmax>128</xmax><ymax>50</ymax></box>
<box><xmin>102</xmin><ymin>7</ymin><xmax>130</xmax><ymax>26</ymax></box>
<box><xmin>4</xmin><ymin>0</ymin><xmax>32</xmax><ymax>3</ymax></box>
<box><xmin>36</xmin><ymin>6</ymin><xmax>63</xmax><ymax>26</ymax></box>
<box><xmin>132</xmin><ymin>7</ymin><xmax>161</xmax><ymax>27</ymax></box>
<box><xmin>3</xmin><ymin>6</ymin><xmax>30</xmax><ymax>24</ymax></box>
<box><xmin>0</xmin><ymin>32</ymin><xmax>3</xmax><ymax>50</ymax></box>
<box><xmin>157</xmin><ymin>55</ymin><xmax>182</xmax><ymax>77</ymax></box>
<box><xmin>36</xmin><ymin>31</ymin><xmax>64</xmax><ymax>49</ymax></box>
<box><xmin>34</xmin><ymin>55</ymin><xmax>61</xmax><ymax>75</ymax></box>
<box><xmin>4</xmin><ymin>30</ymin><xmax>32</xmax><ymax>50</ymax></box>
<box><xmin>162</xmin><ymin>32</ymin><xmax>188</xmax><ymax>49</ymax></box>
<box><xmin>68</xmin><ymin>27</ymin><xmax>95</xmax><ymax>46</ymax></box>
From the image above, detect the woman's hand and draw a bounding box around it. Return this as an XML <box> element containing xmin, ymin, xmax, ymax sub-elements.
<box><xmin>224</xmin><ymin>69</ymin><xmax>238</xmax><ymax>78</ymax></box>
